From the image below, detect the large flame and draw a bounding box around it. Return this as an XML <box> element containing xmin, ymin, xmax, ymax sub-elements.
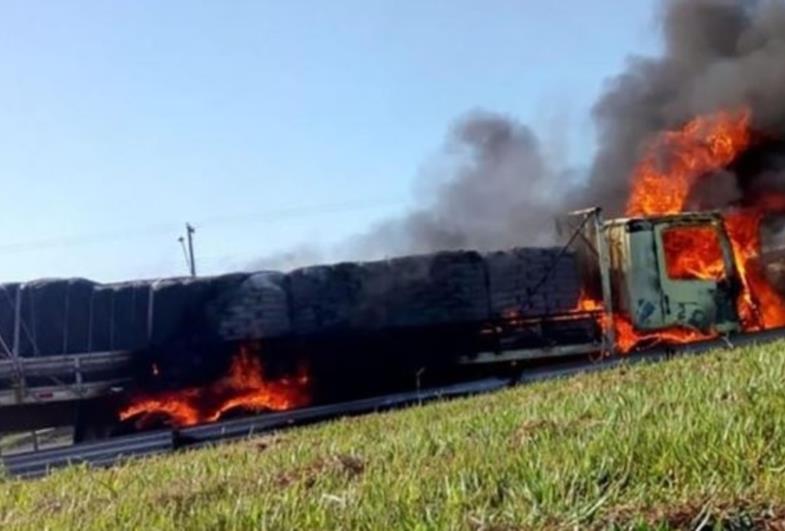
<box><xmin>626</xmin><ymin>109</ymin><xmax>752</xmax><ymax>217</ymax></box>
<box><xmin>609</xmin><ymin>108</ymin><xmax>785</xmax><ymax>352</ymax></box>
<box><xmin>661</xmin><ymin>226</ymin><xmax>726</xmax><ymax>281</ymax></box>
<box><xmin>725</xmin><ymin>203</ymin><xmax>785</xmax><ymax>330</ymax></box>
<box><xmin>120</xmin><ymin>346</ymin><xmax>310</xmax><ymax>428</ymax></box>
<box><xmin>612</xmin><ymin>314</ymin><xmax>718</xmax><ymax>354</ymax></box>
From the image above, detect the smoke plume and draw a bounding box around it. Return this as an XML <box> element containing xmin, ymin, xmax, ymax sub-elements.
<box><xmin>252</xmin><ymin>111</ymin><xmax>573</xmax><ymax>270</ymax></box>
<box><xmin>584</xmin><ymin>0</ymin><xmax>785</xmax><ymax>215</ymax></box>
<box><xmin>347</xmin><ymin>111</ymin><xmax>573</xmax><ymax>259</ymax></box>
<box><xmin>254</xmin><ymin>0</ymin><xmax>785</xmax><ymax>270</ymax></box>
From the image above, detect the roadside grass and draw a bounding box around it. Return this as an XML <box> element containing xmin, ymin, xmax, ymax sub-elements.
<box><xmin>3</xmin><ymin>341</ymin><xmax>785</xmax><ymax>529</ymax></box>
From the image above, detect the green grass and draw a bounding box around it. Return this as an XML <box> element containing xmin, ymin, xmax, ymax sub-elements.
<box><xmin>4</xmin><ymin>342</ymin><xmax>785</xmax><ymax>530</ymax></box>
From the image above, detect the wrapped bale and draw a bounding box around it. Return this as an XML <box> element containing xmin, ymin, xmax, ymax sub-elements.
<box><xmin>288</xmin><ymin>263</ymin><xmax>376</xmax><ymax>335</ymax></box>
<box><xmin>207</xmin><ymin>271</ymin><xmax>291</xmax><ymax>341</ymax></box>
<box><xmin>63</xmin><ymin>279</ymin><xmax>96</xmax><ymax>354</ymax></box>
<box><xmin>288</xmin><ymin>250</ymin><xmax>489</xmax><ymax>335</ymax></box>
<box><xmin>89</xmin><ymin>285</ymin><xmax>113</xmax><ymax>352</ymax></box>
<box><xmin>544</xmin><ymin>255</ymin><xmax>583</xmax><ymax>314</ymax></box>
<box><xmin>113</xmin><ymin>282</ymin><xmax>152</xmax><ymax>351</ymax></box>
<box><xmin>89</xmin><ymin>281</ymin><xmax>153</xmax><ymax>352</ymax></box>
<box><xmin>148</xmin><ymin>274</ymin><xmax>248</xmax><ymax>345</ymax></box>
<box><xmin>486</xmin><ymin>248</ymin><xmax>582</xmax><ymax>318</ymax></box>
<box><xmin>0</xmin><ymin>245</ymin><xmax>585</xmax><ymax>357</ymax></box>
<box><xmin>20</xmin><ymin>280</ymin><xmax>70</xmax><ymax>356</ymax></box>
<box><xmin>384</xmin><ymin>251</ymin><xmax>488</xmax><ymax>328</ymax></box>
<box><xmin>291</xmin><ymin>260</ymin><xmax>397</xmax><ymax>333</ymax></box>
<box><xmin>0</xmin><ymin>283</ymin><xmax>19</xmax><ymax>355</ymax></box>
<box><xmin>4</xmin><ymin>279</ymin><xmax>98</xmax><ymax>357</ymax></box>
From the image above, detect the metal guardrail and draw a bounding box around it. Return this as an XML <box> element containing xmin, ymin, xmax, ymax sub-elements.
<box><xmin>3</xmin><ymin>378</ymin><xmax>510</xmax><ymax>478</ymax></box>
<box><xmin>2</xmin><ymin>430</ymin><xmax>174</xmax><ymax>478</ymax></box>
<box><xmin>177</xmin><ymin>378</ymin><xmax>510</xmax><ymax>449</ymax></box>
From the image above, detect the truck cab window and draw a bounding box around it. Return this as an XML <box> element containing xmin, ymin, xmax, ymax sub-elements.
<box><xmin>662</xmin><ymin>226</ymin><xmax>726</xmax><ymax>281</ymax></box>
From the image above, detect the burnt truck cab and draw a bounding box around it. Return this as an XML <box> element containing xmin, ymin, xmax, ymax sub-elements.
<box><xmin>602</xmin><ymin>211</ymin><xmax>741</xmax><ymax>335</ymax></box>
<box><xmin>465</xmin><ymin>208</ymin><xmax>747</xmax><ymax>365</ymax></box>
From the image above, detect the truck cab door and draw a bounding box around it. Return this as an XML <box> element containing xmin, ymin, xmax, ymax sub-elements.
<box><xmin>652</xmin><ymin>221</ymin><xmax>740</xmax><ymax>334</ymax></box>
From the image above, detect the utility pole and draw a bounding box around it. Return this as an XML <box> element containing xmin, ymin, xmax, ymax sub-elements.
<box><xmin>186</xmin><ymin>223</ymin><xmax>197</xmax><ymax>277</ymax></box>
<box><xmin>178</xmin><ymin>223</ymin><xmax>197</xmax><ymax>277</ymax></box>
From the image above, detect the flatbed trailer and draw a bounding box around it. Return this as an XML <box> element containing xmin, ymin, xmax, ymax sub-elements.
<box><xmin>0</xmin><ymin>206</ymin><xmax>778</xmax><ymax>442</ymax></box>
<box><xmin>0</xmin><ymin>351</ymin><xmax>132</xmax><ymax>407</ymax></box>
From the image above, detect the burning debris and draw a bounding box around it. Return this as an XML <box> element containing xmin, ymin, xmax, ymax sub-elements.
<box><xmin>120</xmin><ymin>346</ymin><xmax>310</xmax><ymax>428</ymax></box>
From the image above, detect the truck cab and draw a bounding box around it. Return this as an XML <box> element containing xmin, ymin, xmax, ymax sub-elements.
<box><xmin>603</xmin><ymin>212</ymin><xmax>740</xmax><ymax>335</ymax></box>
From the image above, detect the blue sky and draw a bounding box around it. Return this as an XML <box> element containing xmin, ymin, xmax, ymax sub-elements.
<box><xmin>0</xmin><ymin>1</ymin><xmax>659</xmax><ymax>282</ymax></box>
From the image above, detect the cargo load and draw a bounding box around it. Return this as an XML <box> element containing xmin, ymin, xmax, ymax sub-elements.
<box><xmin>0</xmin><ymin>247</ymin><xmax>582</xmax><ymax>359</ymax></box>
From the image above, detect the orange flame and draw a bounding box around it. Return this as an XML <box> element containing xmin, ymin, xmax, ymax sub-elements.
<box><xmin>574</xmin><ymin>288</ymin><xmax>603</xmax><ymax>312</ymax></box>
<box><xmin>612</xmin><ymin>314</ymin><xmax>717</xmax><ymax>354</ymax></box>
<box><xmin>120</xmin><ymin>347</ymin><xmax>310</xmax><ymax>428</ymax></box>
<box><xmin>725</xmin><ymin>204</ymin><xmax>785</xmax><ymax>330</ymax></box>
<box><xmin>626</xmin><ymin>109</ymin><xmax>751</xmax><ymax>217</ymax></box>
<box><xmin>661</xmin><ymin>226</ymin><xmax>726</xmax><ymax>281</ymax></box>
<box><xmin>618</xmin><ymin>107</ymin><xmax>785</xmax><ymax>351</ymax></box>
<box><xmin>573</xmin><ymin>290</ymin><xmax>717</xmax><ymax>354</ymax></box>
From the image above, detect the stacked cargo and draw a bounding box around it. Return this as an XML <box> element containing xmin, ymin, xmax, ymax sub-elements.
<box><xmin>486</xmin><ymin>248</ymin><xmax>581</xmax><ymax>318</ymax></box>
<box><xmin>0</xmin><ymin>280</ymin><xmax>99</xmax><ymax>357</ymax></box>
<box><xmin>0</xmin><ymin>247</ymin><xmax>583</xmax><ymax>357</ymax></box>
<box><xmin>206</xmin><ymin>272</ymin><xmax>291</xmax><ymax>340</ymax></box>
<box><xmin>0</xmin><ymin>276</ymin><xmax>248</xmax><ymax>357</ymax></box>
<box><xmin>286</xmin><ymin>251</ymin><xmax>490</xmax><ymax>335</ymax></box>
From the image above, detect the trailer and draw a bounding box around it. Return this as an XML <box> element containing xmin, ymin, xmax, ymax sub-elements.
<box><xmin>0</xmin><ymin>207</ymin><xmax>774</xmax><ymax>443</ymax></box>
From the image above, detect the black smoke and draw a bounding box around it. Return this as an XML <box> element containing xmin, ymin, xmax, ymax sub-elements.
<box><xmin>252</xmin><ymin>111</ymin><xmax>574</xmax><ymax>270</ymax></box>
<box><xmin>254</xmin><ymin>0</ymin><xmax>785</xmax><ymax>271</ymax></box>
<box><xmin>584</xmin><ymin>0</ymin><xmax>785</xmax><ymax>215</ymax></box>
<box><xmin>348</xmin><ymin>111</ymin><xmax>574</xmax><ymax>258</ymax></box>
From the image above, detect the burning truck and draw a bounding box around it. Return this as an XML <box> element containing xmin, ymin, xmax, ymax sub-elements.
<box><xmin>3</xmin><ymin>108</ymin><xmax>785</xmax><ymax>442</ymax></box>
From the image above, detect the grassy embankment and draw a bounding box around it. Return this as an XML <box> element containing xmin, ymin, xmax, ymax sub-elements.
<box><xmin>3</xmin><ymin>341</ymin><xmax>785</xmax><ymax>529</ymax></box>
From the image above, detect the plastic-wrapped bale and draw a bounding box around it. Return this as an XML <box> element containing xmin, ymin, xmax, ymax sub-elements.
<box><xmin>206</xmin><ymin>271</ymin><xmax>291</xmax><ymax>341</ymax></box>
<box><xmin>63</xmin><ymin>279</ymin><xmax>96</xmax><ymax>354</ymax></box>
<box><xmin>0</xmin><ymin>283</ymin><xmax>19</xmax><ymax>356</ymax></box>
<box><xmin>288</xmin><ymin>250</ymin><xmax>489</xmax><ymax>335</ymax></box>
<box><xmin>384</xmin><ymin>251</ymin><xmax>489</xmax><ymax>328</ymax></box>
<box><xmin>89</xmin><ymin>285</ymin><xmax>113</xmax><ymax>352</ymax></box>
<box><xmin>543</xmin><ymin>254</ymin><xmax>582</xmax><ymax>314</ymax></box>
<box><xmin>18</xmin><ymin>280</ymin><xmax>67</xmax><ymax>356</ymax></box>
<box><xmin>114</xmin><ymin>282</ymin><xmax>152</xmax><ymax>351</ymax></box>
<box><xmin>485</xmin><ymin>249</ymin><xmax>535</xmax><ymax>317</ymax></box>
<box><xmin>88</xmin><ymin>282</ymin><xmax>153</xmax><ymax>352</ymax></box>
<box><xmin>10</xmin><ymin>279</ymin><xmax>99</xmax><ymax>357</ymax></box>
<box><xmin>288</xmin><ymin>261</ymin><xmax>392</xmax><ymax>335</ymax></box>
<box><xmin>148</xmin><ymin>274</ymin><xmax>249</xmax><ymax>345</ymax></box>
<box><xmin>486</xmin><ymin>248</ymin><xmax>582</xmax><ymax>319</ymax></box>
